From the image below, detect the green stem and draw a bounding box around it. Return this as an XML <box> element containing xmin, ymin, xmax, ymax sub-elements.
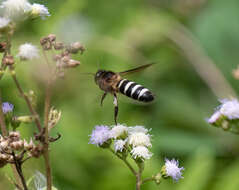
<box><xmin>142</xmin><ymin>177</ymin><xmax>155</xmax><ymax>184</ymax></box>
<box><xmin>109</xmin><ymin>148</ymin><xmax>137</xmax><ymax>176</ymax></box>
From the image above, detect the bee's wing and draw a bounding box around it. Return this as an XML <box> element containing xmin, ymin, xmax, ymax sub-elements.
<box><xmin>118</xmin><ymin>63</ymin><xmax>154</xmax><ymax>76</ymax></box>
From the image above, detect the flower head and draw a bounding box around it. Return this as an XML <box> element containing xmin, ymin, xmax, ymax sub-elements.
<box><xmin>114</xmin><ymin>139</ymin><xmax>126</xmax><ymax>152</ymax></box>
<box><xmin>89</xmin><ymin>125</ymin><xmax>111</xmax><ymax>146</ymax></box>
<box><xmin>18</xmin><ymin>43</ymin><xmax>39</xmax><ymax>60</ymax></box>
<box><xmin>31</xmin><ymin>3</ymin><xmax>50</xmax><ymax>19</ymax></box>
<box><xmin>128</xmin><ymin>125</ymin><xmax>150</xmax><ymax>134</ymax></box>
<box><xmin>164</xmin><ymin>158</ymin><xmax>184</xmax><ymax>182</ymax></box>
<box><xmin>128</xmin><ymin>132</ymin><xmax>151</xmax><ymax>147</ymax></box>
<box><xmin>0</xmin><ymin>17</ymin><xmax>11</xmax><ymax>29</ymax></box>
<box><xmin>110</xmin><ymin>124</ymin><xmax>128</xmax><ymax>139</ymax></box>
<box><xmin>219</xmin><ymin>99</ymin><xmax>239</xmax><ymax>119</ymax></box>
<box><xmin>2</xmin><ymin>102</ymin><xmax>14</xmax><ymax>114</ymax></box>
<box><xmin>131</xmin><ymin>146</ymin><xmax>152</xmax><ymax>160</ymax></box>
<box><xmin>1</xmin><ymin>0</ymin><xmax>32</xmax><ymax>20</ymax></box>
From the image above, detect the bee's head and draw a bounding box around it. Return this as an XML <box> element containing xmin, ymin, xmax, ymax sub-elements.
<box><xmin>95</xmin><ymin>70</ymin><xmax>105</xmax><ymax>84</ymax></box>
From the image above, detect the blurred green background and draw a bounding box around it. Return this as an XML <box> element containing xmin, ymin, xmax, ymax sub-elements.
<box><xmin>1</xmin><ymin>0</ymin><xmax>239</xmax><ymax>189</ymax></box>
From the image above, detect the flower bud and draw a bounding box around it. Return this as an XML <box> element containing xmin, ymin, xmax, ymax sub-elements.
<box><xmin>0</xmin><ymin>42</ymin><xmax>7</xmax><ymax>53</ymax></box>
<box><xmin>67</xmin><ymin>42</ymin><xmax>85</xmax><ymax>54</ymax></box>
<box><xmin>67</xmin><ymin>59</ymin><xmax>81</xmax><ymax>68</ymax></box>
<box><xmin>3</xmin><ymin>55</ymin><xmax>14</xmax><ymax>65</ymax></box>
<box><xmin>48</xmin><ymin>107</ymin><xmax>61</xmax><ymax>131</ymax></box>
<box><xmin>0</xmin><ymin>140</ymin><xmax>9</xmax><ymax>149</ymax></box>
<box><xmin>54</xmin><ymin>42</ymin><xmax>64</xmax><ymax>50</ymax></box>
<box><xmin>9</xmin><ymin>131</ymin><xmax>20</xmax><ymax>140</ymax></box>
<box><xmin>15</xmin><ymin>115</ymin><xmax>34</xmax><ymax>123</ymax></box>
<box><xmin>48</xmin><ymin>34</ymin><xmax>56</xmax><ymax>42</ymax></box>
<box><xmin>154</xmin><ymin>173</ymin><xmax>162</xmax><ymax>185</ymax></box>
<box><xmin>26</xmin><ymin>138</ymin><xmax>34</xmax><ymax>151</ymax></box>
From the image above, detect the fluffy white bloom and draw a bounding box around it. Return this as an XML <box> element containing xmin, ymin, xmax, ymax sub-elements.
<box><xmin>207</xmin><ymin>110</ymin><xmax>221</xmax><ymax>124</ymax></box>
<box><xmin>110</xmin><ymin>124</ymin><xmax>128</xmax><ymax>139</ymax></box>
<box><xmin>114</xmin><ymin>139</ymin><xmax>126</xmax><ymax>152</ymax></box>
<box><xmin>219</xmin><ymin>99</ymin><xmax>239</xmax><ymax>119</ymax></box>
<box><xmin>128</xmin><ymin>132</ymin><xmax>151</xmax><ymax>147</ymax></box>
<box><xmin>31</xmin><ymin>3</ymin><xmax>50</xmax><ymax>19</ymax></box>
<box><xmin>0</xmin><ymin>17</ymin><xmax>11</xmax><ymax>29</ymax></box>
<box><xmin>1</xmin><ymin>0</ymin><xmax>32</xmax><ymax>20</ymax></box>
<box><xmin>18</xmin><ymin>43</ymin><xmax>39</xmax><ymax>60</ymax></box>
<box><xmin>165</xmin><ymin>158</ymin><xmax>184</xmax><ymax>182</ymax></box>
<box><xmin>131</xmin><ymin>146</ymin><xmax>152</xmax><ymax>160</ymax></box>
<box><xmin>128</xmin><ymin>125</ymin><xmax>149</xmax><ymax>134</ymax></box>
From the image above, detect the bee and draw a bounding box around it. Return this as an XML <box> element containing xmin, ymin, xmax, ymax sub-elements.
<box><xmin>95</xmin><ymin>63</ymin><xmax>155</xmax><ymax>124</ymax></box>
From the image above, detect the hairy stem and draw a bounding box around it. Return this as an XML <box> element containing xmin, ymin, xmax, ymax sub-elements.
<box><xmin>9</xmin><ymin>66</ymin><xmax>42</xmax><ymax>131</ymax></box>
<box><xmin>136</xmin><ymin>162</ymin><xmax>144</xmax><ymax>190</ymax></box>
<box><xmin>12</xmin><ymin>152</ymin><xmax>28</xmax><ymax>190</ymax></box>
<box><xmin>42</xmin><ymin>49</ymin><xmax>53</xmax><ymax>190</ymax></box>
<box><xmin>43</xmin><ymin>81</ymin><xmax>52</xmax><ymax>190</ymax></box>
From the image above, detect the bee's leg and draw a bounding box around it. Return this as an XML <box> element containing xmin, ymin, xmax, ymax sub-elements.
<box><xmin>113</xmin><ymin>93</ymin><xmax>118</xmax><ymax>125</ymax></box>
<box><xmin>101</xmin><ymin>92</ymin><xmax>107</xmax><ymax>106</ymax></box>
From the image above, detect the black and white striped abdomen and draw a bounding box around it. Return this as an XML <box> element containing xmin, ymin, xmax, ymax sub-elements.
<box><xmin>117</xmin><ymin>79</ymin><xmax>154</xmax><ymax>102</ymax></box>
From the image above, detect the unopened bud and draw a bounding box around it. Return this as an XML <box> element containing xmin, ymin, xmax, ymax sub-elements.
<box><xmin>54</xmin><ymin>42</ymin><xmax>64</xmax><ymax>50</ymax></box>
<box><xmin>0</xmin><ymin>140</ymin><xmax>9</xmax><ymax>149</ymax></box>
<box><xmin>3</xmin><ymin>55</ymin><xmax>14</xmax><ymax>65</ymax></box>
<box><xmin>154</xmin><ymin>173</ymin><xmax>162</xmax><ymax>185</ymax></box>
<box><xmin>40</xmin><ymin>37</ymin><xmax>48</xmax><ymax>46</ymax></box>
<box><xmin>0</xmin><ymin>42</ymin><xmax>7</xmax><ymax>53</ymax></box>
<box><xmin>26</xmin><ymin>139</ymin><xmax>34</xmax><ymax>150</ymax></box>
<box><xmin>67</xmin><ymin>59</ymin><xmax>81</xmax><ymax>68</ymax></box>
<box><xmin>67</xmin><ymin>42</ymin><xmax>85</xmax><ymax>54</ymax></box>
<box><xmin>48</xmin><ymin>107</ymin><xmax>61</xmax><ymax>131</ymax></box>
<box><xmin>15</xmin><ymin>116</ymin><xmax>34</xmax><ymax>123</ymax></box>
<box><xmin>9</xmin><ymin>131</ymin><xmax>20</xmax><ymax>140</ymax></box>
<box><xmin>48</xmin><ymin>34</ymin><xmax>56</xmax><ymax>42</ymax></box>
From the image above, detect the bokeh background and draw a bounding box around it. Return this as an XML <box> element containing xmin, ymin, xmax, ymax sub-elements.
<box><xmin>1</xmin><ymin>0</ymin><xmax>239</xmax><ymax>189</ymax></box>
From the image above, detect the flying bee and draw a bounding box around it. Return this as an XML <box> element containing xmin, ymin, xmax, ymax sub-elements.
<box><xmin>95</xmin><ymin>63</ymin><xmax>155</xmax><ymax>124</ymax></box>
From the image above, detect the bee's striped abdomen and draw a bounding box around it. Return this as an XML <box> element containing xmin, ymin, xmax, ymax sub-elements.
<box><xmin>117</xmin><ymin>79</ymin><xmax>154</xmax><ymax>102</ymax></box>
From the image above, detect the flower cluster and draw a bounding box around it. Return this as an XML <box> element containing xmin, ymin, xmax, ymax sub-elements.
<box><xmin>89</xmin><ymin>124</ymin><xmax>184</xmax><ymax>184</ymax></box>
<box><xmin>89</xmin><ymin>124</ymin><xmax>153</xmax><ymax>161</ymax></box>
<box><xmin>40</xmin><ymin>34</ymin><xmax>85</xmax><ymax>78</ymax></box>
<box><xmin>207</xmin><ymin>98</ymin><xmax>239</xmax><ymax>133</ymax></box>
<box><xmin>0</xmin><ymin>131</ymin><xmax>44</xmax><ymax>167</ymax></box>
<box><xmin>0</xmin><ymin>0</ymin><xmax>50</xmax><ymax>21</ymax></box>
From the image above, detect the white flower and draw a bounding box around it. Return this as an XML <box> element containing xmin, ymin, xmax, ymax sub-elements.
<box><xmin>207</xmin><ymin>110</ymin><xmax>221</xmax><ymax>124</ymax></box>
<box><xmin>0</xmin><ymin>17</ymin><xmax>11</xmax><ymax>29</ymax></box>
<box><xmin>31</xmin><ymin>3</ymin><xmax>50</xmax><ymax>19</ymax></box>
<box><xmin>165</xmin><ymin>158</ymin><xmax>184</xmax><ymax>182</ymax></box>
<box><xmin>128</xmin><ymin>125</ymin><xmax>150</xmax><ymax>134</ymax></box>
<box><xmin>219</xmin><ymin>99</ymin><xmax>239</xmax><ymax>119</ymax></box>
<box><xmin>114</xmin><ymin>139</ymin><xmax>126</xmax><ymax>152</ymax></box>
<box><xmin>131</xmin><ymin>146</ymin><xmax>152</xmax><ymax>160</ymax></box>
<box><xmin>1</xmin><ymin>0</ymin><xmax>32</xmax><ymax>20</ymax></box>
<box><xmin>128</xmin><ymin>132</ymin><xmax>151</xmax><ymax>147</ymax></box>
<box><xmin>110</xmin><ymin>124</ymin><xmax>128</xmax><ymax>139</ymax></box>
<box><xmin>18</xmin><ymin>43</ymin><xmax>39</xmax><ymax>60</ymax></box>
